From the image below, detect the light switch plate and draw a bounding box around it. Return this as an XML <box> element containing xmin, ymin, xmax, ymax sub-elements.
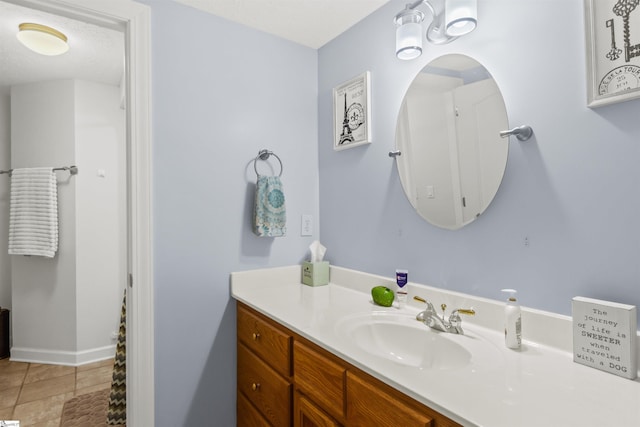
<box><xmin>426</xmin><ymin>185</ymin><xmax>434</xmax><ymax>198</ymax></box>
<box><xmin>301</xmin><ymin>214</ymin><xmax>313</xmax><ymax>236</ymax></box>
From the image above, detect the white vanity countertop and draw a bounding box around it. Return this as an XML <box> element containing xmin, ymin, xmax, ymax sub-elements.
<box><xmin>230</xmin><ymin>265</ymin><xmax>640</xmax><ymax>427</ymax></box>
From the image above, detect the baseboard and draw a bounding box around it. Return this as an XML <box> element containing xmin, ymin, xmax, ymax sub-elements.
<box><xmin>10</xmin><ymin>345</ymin><xmax>116</xmax><ymax>366</ymax></box>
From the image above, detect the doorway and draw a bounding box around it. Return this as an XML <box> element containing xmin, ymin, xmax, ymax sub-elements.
<box><xmin>0</xmin><ymin>0</ymin><xmax>152</xmax><ymax>424</ymax></box>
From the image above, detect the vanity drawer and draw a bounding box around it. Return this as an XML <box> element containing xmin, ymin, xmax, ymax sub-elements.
<box><xmin>346</xmin><ymin>371</ymin><xmax>433</xmax><ymax>427</ymax></box>
<box><xmin>237</xmin><ymin>303</ymin><xmax>292</xmax><ymax>378</ymax></box>
<box><xmin>293</xmin><ymin>340</ymin><xmax>346</xmax><ymax>420</ymax></box>
<box><xmin>237</xmin><ymin>391</ymin><xmax>271</xmax><ymax>427</ymax></box>
<box><xmin>238</xmin><ymin>343</ymin><xmax>292</xmax><ymax>427</ymax></box>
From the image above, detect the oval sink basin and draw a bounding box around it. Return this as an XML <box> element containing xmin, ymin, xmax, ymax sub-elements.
<box><xmin>335</xmin><ymin>311</ymin><xmax>472</xmax><ymax>370</ymax></box>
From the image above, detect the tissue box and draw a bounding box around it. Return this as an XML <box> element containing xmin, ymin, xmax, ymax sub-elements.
<box><xmin>302</xmin><ymin>261</ymin><xmax>329</xmax><ymax>287</ymax></box>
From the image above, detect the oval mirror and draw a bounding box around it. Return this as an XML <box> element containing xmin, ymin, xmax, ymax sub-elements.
<box><xmin>395</xmin><ymin>54</ymin><xmax>509</xmax><ymax>230</ymax></box>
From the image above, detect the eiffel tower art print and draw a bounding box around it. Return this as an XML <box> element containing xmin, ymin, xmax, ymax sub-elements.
<box><xmin>333</xmin><ymin>72</ymin><xmax>372</xmax><ymax>150</ymax></box>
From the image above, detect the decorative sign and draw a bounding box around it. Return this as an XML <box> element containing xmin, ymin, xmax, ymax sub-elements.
<box><xmin>332</xmin><ymin>71</ymin><xmax>372</xmax><ymax>151</ymax></box>
<box><xmin>584</xmin><ymin>0</ymin><xmax>640</xmax><ymax>107</ymax></box>
<box><xmin>572</xmin><ymin>296</ymin><xmax>637</xmax><ymax>379</ymax></box>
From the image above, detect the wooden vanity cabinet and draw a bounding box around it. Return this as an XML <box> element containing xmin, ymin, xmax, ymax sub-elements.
<box><xmin>237</xmin><ymin>303</ymin><xmax>293</xmax><ymax>426</ymax></box>
<box><xmin>237</xmin><ymin>302</ymin><xmax>461</xmax><ymax>427</ymax></box>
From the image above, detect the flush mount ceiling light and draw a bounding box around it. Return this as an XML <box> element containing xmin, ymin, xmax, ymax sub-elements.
<box><xmin>394</xmin><ymin>0</ymin><xmax>477</xmax><ymax>60</ymax></box>
<box><xmin>17</xmin><ymin>23</ymin><xmax>69</xmax><ymax>56</ymax></box>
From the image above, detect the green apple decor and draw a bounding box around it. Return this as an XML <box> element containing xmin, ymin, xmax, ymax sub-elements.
<box><xmin>371</xmin><ymin>286</ymin><xmax>395</xmax><ymax>307</ymax></box>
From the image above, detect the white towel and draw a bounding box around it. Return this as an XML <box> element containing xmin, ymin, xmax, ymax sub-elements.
<box><xmin>9</xmin><ymin>168</ymin><xmax>59</xmax><ymax>258</ymax></box>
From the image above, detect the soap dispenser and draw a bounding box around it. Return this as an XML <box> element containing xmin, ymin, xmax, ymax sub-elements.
<box><xmin>501</xmin><ymin>289</ymin><xmax>521</xmax><ymax>349</ymax></box>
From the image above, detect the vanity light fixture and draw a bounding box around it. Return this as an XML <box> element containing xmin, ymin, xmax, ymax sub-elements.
<box><xmin>394</xmin><ymin>0</ymin><xmax>477</xmax><ymax>60</ymax></box>
<box><xmin>395</xmin><ymin>8</ymin><xmax>425</xmax><ymax>60</ymax></box>
<box><xmin>17</xmin><ymin>23</ymin><xmax>69</xmax><ymax>56</ymax></box>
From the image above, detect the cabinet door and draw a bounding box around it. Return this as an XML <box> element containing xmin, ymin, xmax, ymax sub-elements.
<box><xmin>238</xmin><ymin>343</ymin><xmax>292</xmax><ymax>426</ymax></box>
<box><xmin>294</xmin><ymin>391</ymin><xmax>341</xmax><ymax>427</ymax></box>
<box><xmin>346</xmin><ymin>371</ymin><xmax>433</xmax><ymax>427</ymax></box>
<box><xmin>293</xmin><ymin>341</ymin><xmax>346</xmax><ymax>420</ymax></box>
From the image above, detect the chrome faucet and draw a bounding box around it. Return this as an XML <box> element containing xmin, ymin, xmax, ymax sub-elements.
<box><xmin>414</xmin><ymin>296</ymin><xmax>475</xmax><ymax>335</ymax></box>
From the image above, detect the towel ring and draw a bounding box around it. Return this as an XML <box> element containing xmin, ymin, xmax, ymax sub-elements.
<box><xmin>254</xmin><ymin>149</ymin><xmax>283</xmax><ymax>177</ymax></box>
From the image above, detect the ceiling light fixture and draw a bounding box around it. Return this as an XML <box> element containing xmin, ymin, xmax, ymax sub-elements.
<box><xmin>17</xmin><ymin>23</ymin><xmax>69</xmax><ymax>56</ymax></box>
<box><xmin>394</xmin><ymin>0</ymin><xmax>477</xmax><ymax>60</ymax></box>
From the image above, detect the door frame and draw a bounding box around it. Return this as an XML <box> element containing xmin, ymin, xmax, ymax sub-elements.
<box><xmin>5</xmin><ymin>0</ymin><xmax>154</xmax><ymax>425</ymax></box>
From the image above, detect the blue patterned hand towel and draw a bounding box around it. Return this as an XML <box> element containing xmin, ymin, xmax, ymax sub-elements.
<box><xmin>254</xmin><ymin>175</ymin><xmax>286</xmax><ymax>237</ymax></box>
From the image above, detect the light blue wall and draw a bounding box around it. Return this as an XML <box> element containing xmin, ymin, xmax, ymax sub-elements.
<box><xmin>145</xmin><ymin>1</ymin><xmax>318</xmax><ymax>425</ymax></box>
<box><xmin>318</xmin><ymin>0</ymin><xmax>640</xmax><ymax>317</ymax></box>
<box><xmin>143</xmin><ymin>0</ymin><xmax>640</xmax><ymax>424</ymax></box>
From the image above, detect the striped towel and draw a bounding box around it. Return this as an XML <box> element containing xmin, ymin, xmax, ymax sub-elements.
<box><xmin>9</xmin><ymin>168</ymin><xmax>59</xmax><ymax>258</ymax></box>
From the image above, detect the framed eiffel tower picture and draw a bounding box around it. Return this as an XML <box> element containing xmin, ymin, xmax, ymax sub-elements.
<box><xmin>333</xmin><ymin>71</ymin><xmax>372</xmax><ymax>150</ymax></box>
<box><xmin>585</xmin><ymin>0</ymin><xmax>640</xmax><ymax>107</ymax></box>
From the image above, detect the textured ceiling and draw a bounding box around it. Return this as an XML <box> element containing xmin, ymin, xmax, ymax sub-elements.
<box><xmin>0</xmin><ymin>0</ymin><xmax>389</xmax><ymax>92</ymax></box>
<box><xmin>0</xmin><ymin>1</ymin><xmax>124</xmax><ymax>90</ymax></box>
<box><xmin>175</xmin><ymin>0</ymin><xmax>391</xmax><ymax>49</ymax></box>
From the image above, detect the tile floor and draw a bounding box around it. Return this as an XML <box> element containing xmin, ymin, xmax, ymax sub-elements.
<box><xmin>0</xmin><ymin>357</ymin><xmax>114</xmax><ymax>427</ymax></box>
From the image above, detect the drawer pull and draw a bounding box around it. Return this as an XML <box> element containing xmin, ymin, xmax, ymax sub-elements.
<box><xmin>252</xmin><ymin>332</ymin><xmax>261</xmax><ymax>341</ymax></box>
<box><xmin>251</xmin><ymin>382</ymin><xmax>261</xmax><ymax>391</ymax></box>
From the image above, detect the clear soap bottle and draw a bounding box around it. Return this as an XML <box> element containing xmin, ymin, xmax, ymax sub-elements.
<box><xmin>501</xmin><ymin>289</ymin><xmax>521</xmax><ymax>349</ymax></box>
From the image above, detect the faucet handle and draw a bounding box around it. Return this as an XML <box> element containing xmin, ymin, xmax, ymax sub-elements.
<box><xmin>413</xmin><ymin>296</ymin><xmax>437</xmax><ymax>312</ymax></box>
<box><xmin>414</xmin><ymin>296</ymin><xmax>437</xmax><ymax>324</ymax></box>
<box><xmin>448</xmin><ymin>308</ymin><xmax>475</xmax><ymax>335</ymax></box>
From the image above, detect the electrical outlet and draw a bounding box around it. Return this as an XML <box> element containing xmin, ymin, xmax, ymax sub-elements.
<box><xmin>301</xmin><ymin>214</ymin><xmax>313</xmax><ymax>236</ymax></box>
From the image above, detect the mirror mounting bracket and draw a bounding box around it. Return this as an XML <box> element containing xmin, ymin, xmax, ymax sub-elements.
<box><xmin>499</xmin><ymin>125</ymin><xmax>533</xmax><ymax>142</ymax></box>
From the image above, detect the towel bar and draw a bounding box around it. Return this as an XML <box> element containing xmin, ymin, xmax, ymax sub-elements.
<box><xmin>253</xmin><ymin>150</ymin><xmax>283</xmax><ymax>177</ymax></box>
<box><xmin>0</xmin><ymin>165</ymin><xmax>78</xmax><ymax>176</ymax></box>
